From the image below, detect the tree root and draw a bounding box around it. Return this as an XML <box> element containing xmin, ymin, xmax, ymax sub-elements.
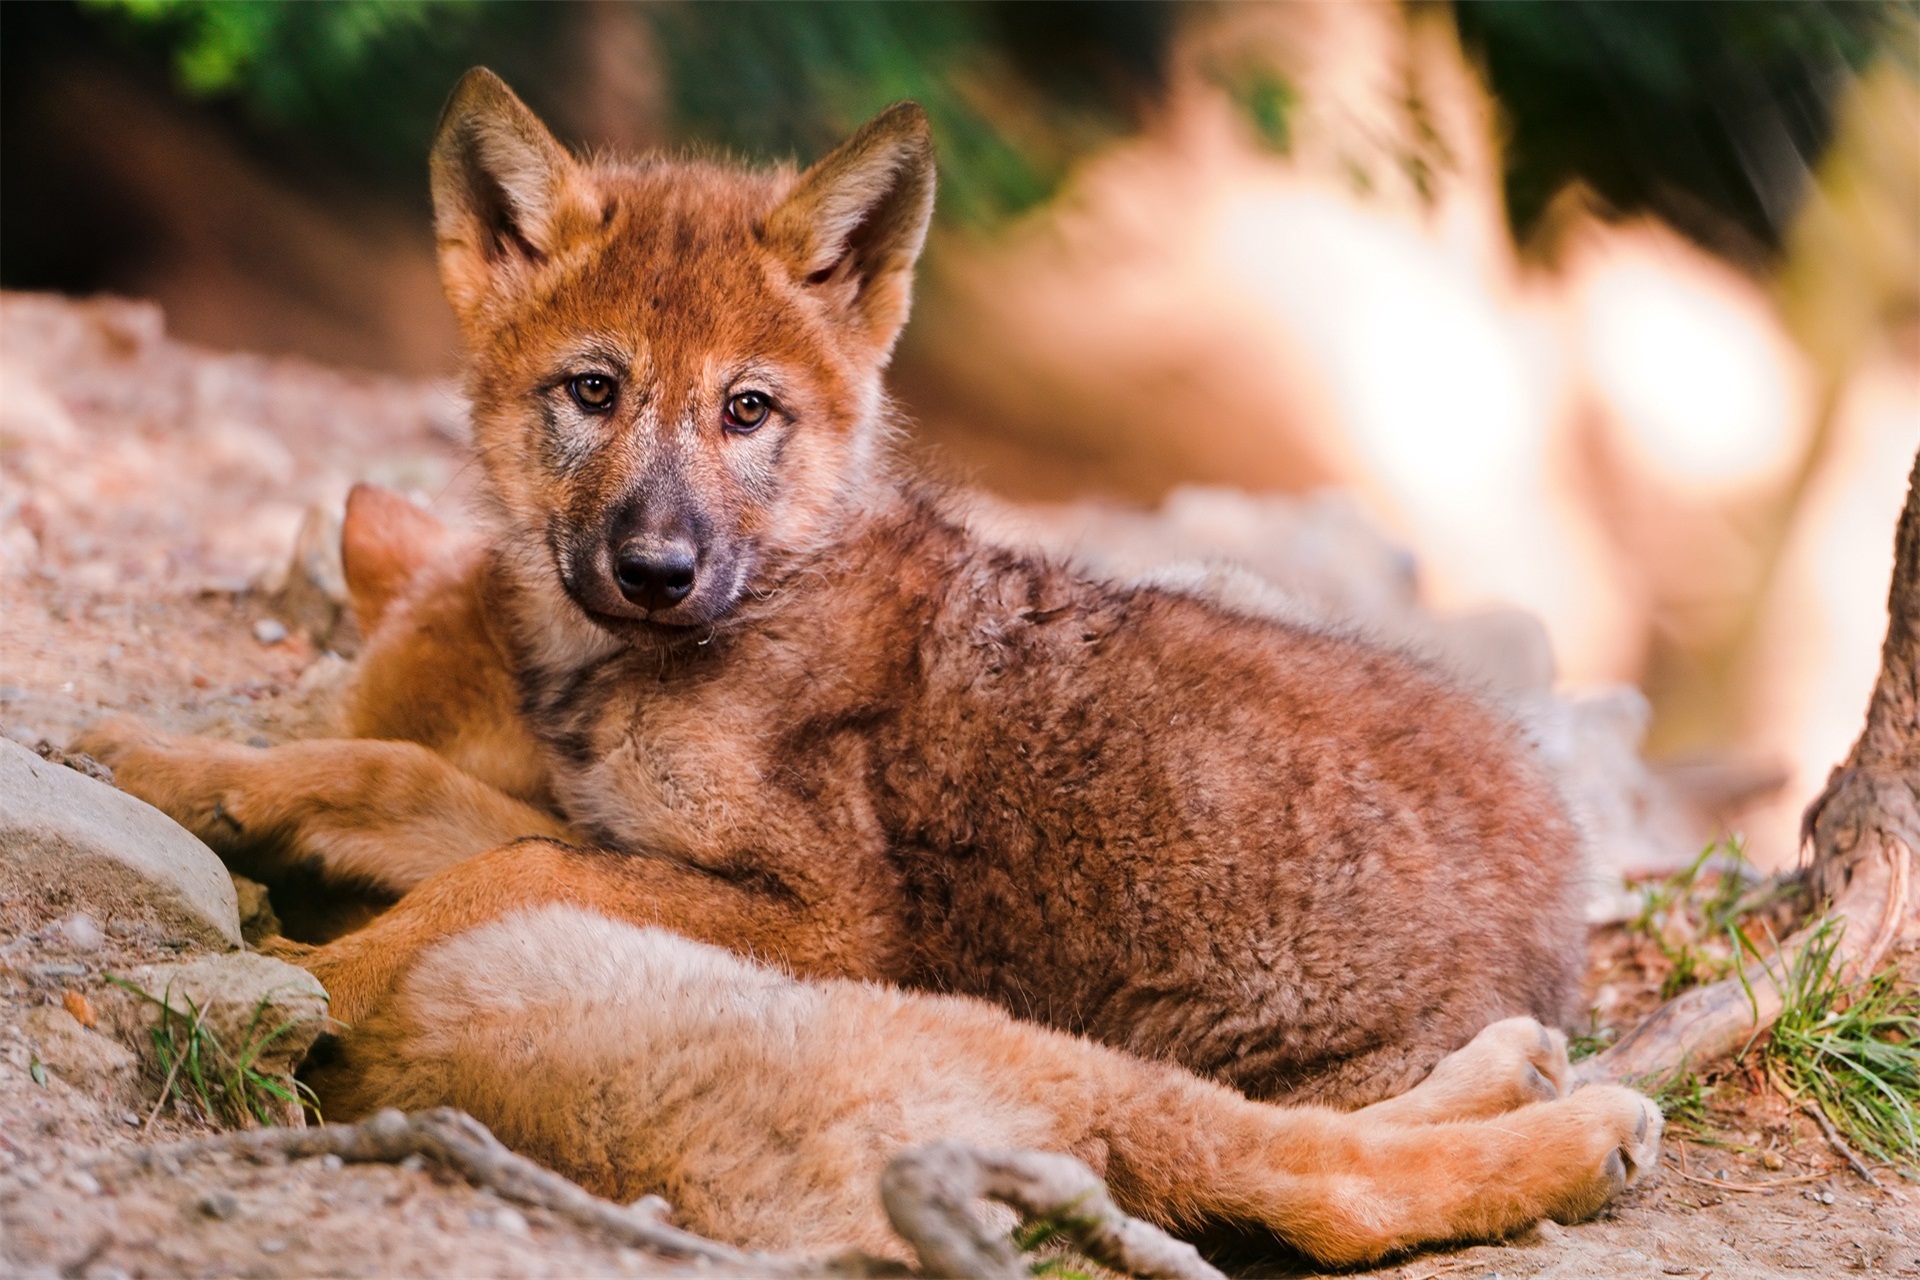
<box><xmin>1581</xmin><ymin>827</ymin><xmax>1913</xmax><ymax>1086</ymax></box>
<box><xmin>100</xmin><ymin>1110</ymin><xmax>1216</xmax><ymax>1278</ymax></box>
<box><xmin>881</xmin><ymin>1142</ymin><xmax>1224</xmax><ymax>1280</ymax></box>
<box><xmin>108</xmin><ymin>1108</ymin><xmax>774</xmax><ymax>1270</ymax></box>
<box><xmin>1583</xmin><ymin>448</ymin><xmax>1920</xmax><ymax>1093</ymax></box>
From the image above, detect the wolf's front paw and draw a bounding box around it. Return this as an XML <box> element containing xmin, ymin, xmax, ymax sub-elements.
<box><xmin>71</xmin><ymin>718</ymin><xmax>251</xmax><ymax>847</ymax></box>
<box><xmin>70</xmin><ymin>715</ymin><xmax>174</xmax><ymax>772</ymax></box>
<box><xmin>1542</xmin><ymin>1085</ymin><xmax>1662</xmax><ymax>1224</ymax></box>
<box><xmin>1448</xmin><ymin>1016</ymin><xmax>1571</xmax><ymax>1110</ymax></box>
<box><xmin>1370</xmin><ymin>1016</ymin><xmax>1571</xmax><ymax>1125</ymax></box>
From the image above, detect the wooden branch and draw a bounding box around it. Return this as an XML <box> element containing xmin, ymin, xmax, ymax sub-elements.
<box><xmin>880</xmin><ymin>1142</ymin><xmax>1224</xmax><ymax>1280</ymax></box>
<box><xmin>107</xmin><ymin>1107</ymin><xmax>779</xmax><ymax>1270</ymax></box>
<box><xmin>1583</xmin><ymin>449</ymin><xmax>1920</xmax><ymax>1087</ymax></box>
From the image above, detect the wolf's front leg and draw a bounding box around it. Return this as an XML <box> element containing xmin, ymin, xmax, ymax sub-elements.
<box><xmin>73</xmin><ymin>718</ymin><xmax>572</xmax><ymax>896</ymax></box>
<box><xmin>1090</xmin><ymin>1049</ymin><xmax>1660</xmax><ymax>1266</ymax></box>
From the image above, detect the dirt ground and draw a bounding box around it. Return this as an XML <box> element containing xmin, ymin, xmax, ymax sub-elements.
<box><xmin>1</xmin><ymin>292</ymin><xmax>1913</xmax><ymax>1277</ymax></box>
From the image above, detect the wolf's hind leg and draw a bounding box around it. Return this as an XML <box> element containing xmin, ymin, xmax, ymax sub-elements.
<box><xmin>1357</xmin><ymin>1017</ymin><xmax>1573</xmax><ymax>1126</ymax></box>
<box><xmin>74</xmin><ymin>717</ymin><xmax>571</xmax><ymax>896</ymax></box>
<box><xmin>328</xmin><ymin>906</ymin><xmax>1658</xmax><ymax>1265</ymax></box>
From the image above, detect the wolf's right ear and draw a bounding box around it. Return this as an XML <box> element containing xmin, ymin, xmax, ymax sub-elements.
<box><xmin>430</xmin><ymin>69</ymin><xmax>595</xmax><ymax>326</ymax></box>
<box><xmin>766</xmin><ymin>102</ymin><xmax>936</xmax><ymax>364</ymax></box>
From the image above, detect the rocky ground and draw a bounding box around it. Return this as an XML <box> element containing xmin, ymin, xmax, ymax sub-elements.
<box><xmin>0</xmin><ymin>292</ymin><xmax>1913</xmax><ymax>1277</ymax></box>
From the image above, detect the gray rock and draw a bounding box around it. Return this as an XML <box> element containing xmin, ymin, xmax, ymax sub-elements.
<box><xmin>196</xmin><ymin>1190</ymin><xmax>240</xmax><ymax>1220</ymax></box>
<box><xmin>54</xmin><ymin>911</ymin><xmax>104</xmax><ymax>951</ymax></box>
<box><xmin>0</xmin><ymin>737</ymin><xmax>241</xmax><ymax>949</ymax></box>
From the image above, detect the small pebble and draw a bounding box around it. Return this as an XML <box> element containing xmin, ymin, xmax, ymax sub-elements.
<box><xmin>1761</xmin><ymin>1150</ymin><xmax>1784</xmax><ymax>1170</ymax></box>
<box><xmin>252</xmin><ymin>618</ymin><xmax>289</xmax><ymax>645</ymax></box>
<box><xmin>65</xmin><ymin>1169</ymin><xmax>102</xmax><ymax>1195</ymax></box>
<box><xmin>318</xmin><ymin>1153</ymin><xmax>343</xmax><ymax>1171</ymax></box>
<box><xmin>197</xmin><ymin>1189</ymin><xmax>239</xmax><ymax>1220</ymax></box>
<box><xmin>1819</xmin><ymin>1190</ymin><xmax>1836</xmax><ymax>1205</ymax></box>
<box><xmin>492</xmin><ymin>1207</ymin><xmax>529</xmax><ymax>1236</ymax></box>
<box><xmin>1713</xmin><ymin>1169</ymin><xmax>1727</xmax><ymax>1180</ymax></box>
<box><xmin>121</xmin><ymin>1112</ymin><xmax>141</xmax><ymax>1128</ymax></box>
<box><xmin>259</xmin><ymin>1239</ymin><xmax>287</xmax><ymax>1255</ymax></box>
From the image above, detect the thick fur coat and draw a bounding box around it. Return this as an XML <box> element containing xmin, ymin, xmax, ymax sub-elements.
<box><xmin>74</xmin><ymin>69</ymin><xmax>1650</xmax><ymax>1262</ymax></box>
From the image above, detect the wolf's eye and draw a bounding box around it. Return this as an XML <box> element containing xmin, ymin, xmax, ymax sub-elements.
<box><xmin>723</xmin><ymin>391</ymin><xmax>772</xmax><ymax>433</ymax></box>
<box><xmin>568</xmin><ymin>374</ymin><xmax>617</xmax><ymax>412</ymax></box>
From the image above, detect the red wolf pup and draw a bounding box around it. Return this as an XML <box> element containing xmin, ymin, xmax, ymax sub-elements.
<box><xmin>79</xmin><ymin>68</ymin><xmax>1659</xmax><ymax>1262</ymax></box>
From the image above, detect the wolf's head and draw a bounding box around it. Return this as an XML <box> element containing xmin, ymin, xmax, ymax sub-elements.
<box><xmin>430</xmin><ymin>69</ymin><xmax>933</xmax><ymax>634</ymax></box>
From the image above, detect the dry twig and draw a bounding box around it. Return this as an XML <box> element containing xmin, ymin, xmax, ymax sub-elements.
<box><xmin>1800</xmin><ymin>1099</ymin><xmax>1885</xmax><ymax>1190</ymax></box>
<box><xmin>881</xmin><ymin>1142</ymin><xmax>1223</xmax><ymax>1280</ymax></box>
<box><xmin>1661</xmin><ymin>1158</ymin><xmax>1831</xmax><ymax>1194</ymax></box>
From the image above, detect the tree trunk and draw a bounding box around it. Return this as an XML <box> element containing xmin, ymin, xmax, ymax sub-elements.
<box><xmin>1587</xmin><ymin>447</ymin><xmax>1920</xmax><ymax>1086</ymax></box>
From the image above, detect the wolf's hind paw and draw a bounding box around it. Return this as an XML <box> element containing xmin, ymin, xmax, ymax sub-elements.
<box><xmin>1544</xmin><ymin>1085</ymin><xmax>1663</xmax><ymax>1224</ymax></box>
<box><xmin>1369</xmin><ymin>1016</ymin><xmax>1571</xmax><ymax>1125</ymax></box>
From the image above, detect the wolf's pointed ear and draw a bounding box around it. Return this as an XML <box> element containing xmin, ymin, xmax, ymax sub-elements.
<box><xmin>430</xmin><ymin>68</ymin><xmax>594</xmax><ymax>325</ymax></box>
<box><xmin>341</xmin><ymin>484</ymin><xmax>456</xmax><ymax>635</ymax></box>
<box><xmin>766</xmin><ymin>102</ymin><xmax>936</xmax><ymax>361</ymax></box>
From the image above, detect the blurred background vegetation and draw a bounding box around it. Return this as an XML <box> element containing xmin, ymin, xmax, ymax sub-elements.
<box><xmin>3</xmin><ymin>0</ymin><xmax>1911</xmax><ymax>292</ymax></box>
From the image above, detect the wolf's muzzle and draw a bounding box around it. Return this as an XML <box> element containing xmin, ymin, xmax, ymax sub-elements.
<box><xmin>613</xmin><ymin>537</ymin><xmax>697</xmax><ymax>612</ymax></box>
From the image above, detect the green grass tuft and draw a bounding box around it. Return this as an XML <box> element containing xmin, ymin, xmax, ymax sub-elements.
<box><xmin>1752</xmin><ymin>918</ymin><xmax>1920</xmax><ymax>1169</ymax></box>
<box><xmin>1629</xmin><ymin>837</ymin><xmax>1781</xmax><ymax>1000</ymax></box>
<box><xmin>107</xmin><ymin>976</ymin><xmax>319</xmax><ymax>1129</ymax></box>
<box><xmin>1011</xmin><ymin>1200</ymin><xmax>1098</xmax><ymax>1279</ymax></box>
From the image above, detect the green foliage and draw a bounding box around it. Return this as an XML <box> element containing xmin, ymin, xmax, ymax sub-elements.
<box><xmin>1755</xmin><ymin>919</ymin><xmax>1920</xmax><ymax>1168</ymax></box>
<box><xmin>1455</xmin><ymin>0</ymin><xmax>1917</xmax><ymax>250</ymax></box>
<box><xmin>651</xmin><ymin>2</ymin><xmax>1159</xmax><ymax>224</ymax></box>
<box><xmin>82</xmin><ymin>0</ymin><xmax>455</xmax><ymax>102</ymax></box>
<box><xmin>107</xmin><ymin>975</ymin><xmax>319</xmax><ymax>1129</ymax></box>
<box><xmin>1011</xmin><ymin>1203</ymin><xmax>1097</xmax><ymax>1279</ymax></box>
<box><xmin>1631</xmin><ymin>1066</ymin><xmax>1713</xmax><ymax>1139</ymax></box>
<box><xmin>1566</xmin><ymin>1018</ymin><xmax>1616</xmax><ymax>1063</ymax></box>
<box><xmin>73</xmin><ymin>0</ymin><xmax>1167</xmax><ymax>225</ymax></box>
<box><xmin>1200</xmin><ymin>54</ymin><xmax>1295</xmax><ymax>156</ymax></box>
<box><xmin>1630</xmin><ymin>837</ymin><xmax>1785</xmax><ymax>1000</ymax></box>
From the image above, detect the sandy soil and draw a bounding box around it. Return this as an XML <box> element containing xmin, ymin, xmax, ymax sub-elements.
<box><xmin>0</xmin><ymin>292</ymin><xmax>1912</xmax><ymax>1277</ymax></box>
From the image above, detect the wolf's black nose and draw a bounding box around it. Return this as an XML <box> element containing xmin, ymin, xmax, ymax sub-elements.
<box><xmin>614</xmin><ymin>540</ymin><xmax>696</xmax><ymax>611</ymax></box>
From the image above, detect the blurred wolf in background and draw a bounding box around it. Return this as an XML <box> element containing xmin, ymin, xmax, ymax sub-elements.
<box><xmin>79</xmin><ymin>69</ymin><xmax>1660</xmax><ymax>1259</ymax></box>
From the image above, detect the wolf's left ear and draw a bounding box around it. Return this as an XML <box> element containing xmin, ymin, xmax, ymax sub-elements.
<box><xmin>430</xmin><ymin>68</ymin><xmax>597</xmax><ymax>328</ymax></box>
<box><xmin>766</xmin><ymin>102</ymin><xmax>936</xmax><ymax>361</ymax></box>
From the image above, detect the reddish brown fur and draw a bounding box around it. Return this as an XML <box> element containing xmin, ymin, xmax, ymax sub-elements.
<box><xmin>71</xmin><ymin>71</ymin><xmax>1661</xmax><ymax>1260</ymax></box>
<box><xmin>84</xmin><ymin>68</ymin><xmax>1587</xmax><ymax>1108</ymax></box>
